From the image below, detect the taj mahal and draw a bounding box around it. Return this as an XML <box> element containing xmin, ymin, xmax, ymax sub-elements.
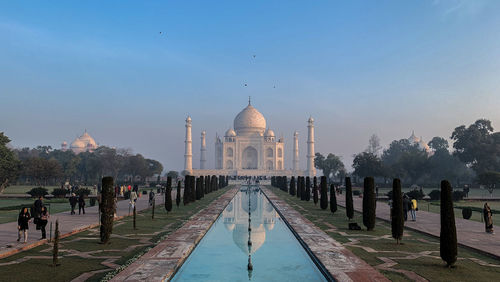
<box><xmin>183</xmin><ymin>99</ymin><xmax>316</xmax><ymax>177</ymax></box>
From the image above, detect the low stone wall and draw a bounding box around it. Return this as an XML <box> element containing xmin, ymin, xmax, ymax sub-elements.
<box><xmin>110</xmin><ymin>187</ymin><xmax>239</xmax><ymax>282</ymax></box>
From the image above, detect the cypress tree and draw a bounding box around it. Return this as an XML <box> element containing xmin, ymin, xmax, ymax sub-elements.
<box><xmin>190</xmin><ymin>175</ymin><xmax>196</xmax><ymax>202</ymax></box>
<box><xmin>165</xmin><ymin>182</ymin><xmax>172</xmax><ymax>212</ymax></box>
<box><xmin>52</xmin><ymin>219</ymin><xmax>60</xmax><ymax>266</ymax></box>
<box><xmin>195</xmin><ymin>177</ymin><xmax>201</xmax><ymax>200</ymax></box>
<box><xmin>183</xmin><ymin>176</ymin><xmax>189</xmax><ymax>205</ymax></box>
<box><xmin>165</xmin><ymin>177</ymin><xmax>172</xmax><ymax>210</ymax></box>
<box><xmin>362</xmin><ymin>177</ymin><xmax>376</xmax><ymax>231</ymax></box>
<box><xmin>300</xmin><ymin>177</ymin><xmax>306</xmax><ymax>201</ymax></box>
<box><xmin>304</xmin><ymin>176</ymin><xmax>311</xmax><ymax>201</ymax></box>
<box><xmin>313</xmin><ymin>182</ymin><xmax>319</xmax><ymax>205</ymax></box>
<box><xmin>200</xmin><ymin>176</ymin><xmax>205</xmax><ymax>198</ymax></box>
<box><xmin>320</xmin><ymin>176</ymin><xmax>328</xmax><ymax>210</ymax></box>
<box><xmin>346</xmin><ymin>177</ymin><xmax>354</xmax><ymax>220</ymax></box>
<box><xmin>290</xmin><ymin>176</ymin><xmax>296</xmax><ymax>196</ymax></box>
<box><xmin>100</xmin><ymin>176</ymin><xmax>115</xmax><ymax>244</ymax></box>
<box><xmin>305</xmin><ymin>179</ymin><xmax>311</xmax><ymax>201</ymax></box>
<box><xmin>391</xmin><ymin>179</ymin><xmax>404</xmax><ymax>244</ymax></box>
<box><xmin>152</xmin><ymin>198</ymin><xmax>155</xmax><ymax>219</ymax></box>
<box><xmin>330</xmin><ymin>184</ymin><xmax>337</xmax><ymax>214</ymax></box>
<box><xmin>283</xmin><ymin>176</ymin><xmax>288</xmax><ymax>193</ymax></box>
<box><xmin>440</xmin><ymin>180</ymin><xmax>457</xmax><ymax>267</ymax></box>
<box><xmin>176</xmin><ymin>181</ymin><xmax>181</xmax><ymax>207</ymax></box>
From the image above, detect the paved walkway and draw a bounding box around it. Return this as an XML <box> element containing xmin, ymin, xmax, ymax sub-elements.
<box><xmin>263</xmin><ymin>188</ymin><xmax>388</xmax><ymax>282</ymax></box>
<box><xmin>111</xmin><ymin>187</ymin><xmax>238</xmax><ymax>282</ymax></box>
<box><xmin>0</xmin><ymin>191</ymin><xmax>172</xmax><ymax>259</ymax></box>
<box><xmin>336</xmin><ymin>195</ymin><xmax>500</xmax><ymax>259</ymax></box>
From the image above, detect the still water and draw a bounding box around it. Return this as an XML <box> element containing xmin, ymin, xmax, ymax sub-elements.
<box><xmin>172</xmin><ymin>186</ymin><xmax>327</xmax><ymax>281</ymax></box>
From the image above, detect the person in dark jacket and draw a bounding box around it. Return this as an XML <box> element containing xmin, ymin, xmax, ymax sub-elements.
<box><xmin>17</xmin><ymin>208</ymin><xmax>31</xmax><ymax>243</ymax></box>
<box><xmin>69</xmin><ymin>193</ymin><xmax>77</xmax><ymax>215</ymax></box>
<box><xmin>38</xmin><ymin>206</ymin><xmax>49</xmax><ymax>239</ymax></box>
<box><xmin>33</xmin><ymin>196</ymin><xmax>43</xmax><ymax>219</ymax></box>
<box><xmin>403</xmin><ymin>194</ymin><xmax>409</xmax><ymax>221</ymax></box>
<box><xmin>78</xmin><ymin>194</ymin><xmax>86</xmax><ymax>215</ymax></box>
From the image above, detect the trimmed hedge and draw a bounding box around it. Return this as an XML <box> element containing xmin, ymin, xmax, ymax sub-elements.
<box><xmin>26</xmin><ymin>187</ymin><xmax>48</xmax><ymax>197</ymax></box>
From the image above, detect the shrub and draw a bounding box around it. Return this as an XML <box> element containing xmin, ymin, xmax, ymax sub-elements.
<box><xmin>345</xmin><ymin>177</ymin><xmax>354</xmax><ymax>220</ymax></box>
<box><xmin>142</xmin><ymin>190</ymin><xmax>147</xmax><ymax>195</ymax></box>
<box><xmin>452</xmin><ymin>190</ymin><xmax>465</xmax><ymax>202</ymax></box>
<box><xmin>362</xmin><ymin>177</ymin><xmax>376</xmax><ymax>231</ymax></box>
<box><xmin>406</xmin><ymin>189</ymin><xmax>424</xmax><ymax>200</ymax></box>
<box><xmin>462</xmin><ymin>207</ymin><xmax>472</xmax><ymax>220</ymax></box>
<box><xmin>90</xmin><ymin>198</ymin><xmax>96</xmax><ymax>207</ymax></box>
<box><xmin>353</xmin><ymin>190</ymin><xmax>361</xmax><ymax>196</ymax></box>
<box><xmin>27</xmin><ymin>187</ymin><xmax>48</xmax><ymax>197</ymax></box>
<box><xmin>75</xmin><ymin>188</ymin><xmax>91</xmax><ymax>197</ymax></box>
<box><xmin>330</xmin><ymin>184</ymin><xmax>337</xmax><ymax>214</ymax></box>
<box><xmin>429</xmin><ymin>190</ymin><xmax>440</xmax><ymax>201</ymax></box>
<box><xmin>391</xmin><ymin>179</ymin><xmax>404</xmax><ymax>244</ymax></box>
<box><xmin>100</xmin><ymin>177</ymin><xmax>115</xmax><ymax>244</ymax></box>
<box><xmin>320</xmin><ymin>176</ymin><xmax>328</xmax><ymax>210</ymax></box>
<box><xmin>289</xmin><ymin>176</ymin><xmax>296</xmax><ymax>196</ymax></box>
<box><xmin>51</xmin><ymin>188</ymin><xmax>67</xmax><ymax>198</ymax></box>
<box><xmin>440</xmin><ymin>180</ymin><xmax>457</xmax><ymax>267</ymax></box>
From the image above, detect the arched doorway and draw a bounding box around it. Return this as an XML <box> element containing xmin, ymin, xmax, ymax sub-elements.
<box><xmin>242</xmin><ymin>146</ymin><xmax>258</xmax><ymax>169</ymax></box>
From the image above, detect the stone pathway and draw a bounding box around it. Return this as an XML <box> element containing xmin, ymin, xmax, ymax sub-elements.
<box><xmin>263</xmin><ymin>188</ymin><xmax>388</xmax><ymax>282</ymax></box>
<box><xmin>111</xmin><ymin>187</ymin><xmax>238</xmax><ymax>282</ymax></box>
<box><xmin>0</xmin><ymin>191</ymin><xmax>171</xmax><ymax>259</ymax></box>
<box><xmin>336</xmin><ymin>195</ymin><xmax>500</xmax><ymax>259</ymax></box>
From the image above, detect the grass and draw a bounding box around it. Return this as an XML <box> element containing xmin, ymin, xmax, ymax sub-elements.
<box><xmin>2</xmin><ymin>185</ymin><xmax>95</xmax><ymax>195</ymax></box>
<box><xmin>269</xmin><ymin>187</ymin><xmax>500</xmax><ymax>282</ymax></box>
<box><xmin>0</xmin><ymin>187</ymin><xmax>231</xmax><ymax>282</ymax></box>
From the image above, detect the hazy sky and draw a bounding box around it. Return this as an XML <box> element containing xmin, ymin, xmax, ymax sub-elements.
<box><xmin>1</xmin><ymin>0</ymin><xmax>499</xmax><ymax>173</ymax></box>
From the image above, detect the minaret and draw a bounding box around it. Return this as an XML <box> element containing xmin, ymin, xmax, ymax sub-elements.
<box><xmin>293</xmin><ymin>131</ymin><xmax>299</xmax><ymax>171</ymax></box>
<box><xmin>184</xmin><ymin>116</ymin><xmax>193</xmax><ymax>175</ymax></box>
<box><xmin>200</xmin><ymin>131</ymin><xmax>207</xmax><ymax>169</ymax></box>
<box><xmin>306</xmin><ymin>117</ymin><xmax>316</xmax><ymax>176</ymax></box>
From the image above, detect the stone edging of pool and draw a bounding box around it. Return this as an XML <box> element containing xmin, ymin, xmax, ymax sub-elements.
<box><xmin>262</xmin><ymin>187</ymin><xmax>389</xmax><ymax>282</ymax></box>
<box><xmin>110</xmin><ymin>187</ymin><xmax>239</xmax><ymax>282</ymax></box>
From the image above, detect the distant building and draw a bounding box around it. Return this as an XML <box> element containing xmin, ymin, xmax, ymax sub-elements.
<box><xmin>62</xmin><ymin>130</ymin><xmax>99</xmax><ymax>154</ymax></box>
<box><xmin>407</xmin><ymin>131</ymin><xmax>431</xmax><ymax>154</ymax></box>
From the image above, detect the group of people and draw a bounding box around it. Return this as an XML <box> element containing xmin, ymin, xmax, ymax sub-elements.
<box><xmin>388</xmin><ymin>194</ymin><xmax>418</xmax><ymax>221</ymax></box>
<box><xmin>17</xmin><ymin>196</ymin><xmax>49</xmax><ymax>243</ymax></box>
<box><xmin>69</xmin><ymin>193</ymin><xmax>86</xmax><ymax>215</ymax></box>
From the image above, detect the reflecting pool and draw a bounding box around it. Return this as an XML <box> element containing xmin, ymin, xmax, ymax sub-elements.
<box><xmin>171</xmin><ymin>186</ymin><xmax>327</xmax><ymax>281</ymax></box>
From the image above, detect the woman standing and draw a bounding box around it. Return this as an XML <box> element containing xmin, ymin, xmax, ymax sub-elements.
<box><xmin>78</xmin><ymin>194</ymin><xmax>86</xmax><ymax>215</ymax></box>
<box><xmin>38</xmin><ymin>206</ymin><xmax>49</xmax><ymax>239</ymax></box>
<box><xmin>484</xmin><ymin>203</ymin><xmax>494</xmax><ymax>233</ymax></box>
<box><xmin>17</xmin><ymin>208</ymin><xmax>31</xmax><ymax>243</ymax></box>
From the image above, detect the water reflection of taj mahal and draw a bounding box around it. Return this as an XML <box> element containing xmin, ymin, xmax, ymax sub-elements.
<box><xmin>222</xmin><ymin>190</ymin><xmax>279</xmax><ymax>255</ymax></box>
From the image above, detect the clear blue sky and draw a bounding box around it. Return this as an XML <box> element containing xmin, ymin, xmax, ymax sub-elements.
<box><xmin>1</xmin><ymin>0</ymin><xmax>499</xmax><ymax>172</ymax></box>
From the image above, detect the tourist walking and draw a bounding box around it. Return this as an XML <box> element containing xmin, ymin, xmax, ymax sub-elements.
<box><xmin>17</xmin><ymin>208</ymin><xmax>31</xmax><ymax>243</ymax></box>
<box><xmin>78</xmin><ymin>194</ymin><xmax>86</xmax><ymax>215</ymax></box>
<box><xmin>149</xmin><ymin>190</ymin><xmax>155</xmax><ymax>206</ymax></box>
<box><xmin>38</xmin><ymin>206</ymin><xmax>49</xmax><ymax>239</ymax></box>
<box><xmin>130</xmin><ymin>190</ymin><xmax>138</xmax><ymax>208</ymax></box>
<box><xmin>33</xmin><ymin>196</ymin><xmax>43</xmax><ymax>220</ymax></box>
<box><xmin>403</xmin><ymin>195</ymin><xmax>409</xmax><ymax>221</ymax></box>
<box><xmin>410</xmin><ymin>198</ymin><xmax>417</xmax><ymax>221</ymax></box>
<box><xmin>69</xmin><ymin>193</ymin><xmax>77</xmax><ymax>215</ymax></box>
<box><xmin>484</xmin><ymin>203</ymin><xmax>494</xmax><ymax>233</ymax></box>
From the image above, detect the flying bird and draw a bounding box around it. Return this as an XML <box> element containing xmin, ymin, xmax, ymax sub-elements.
<box><xmin>244</xmin><ymin>83</ymin><xmax>248</xmax><ymax>87</ymax></box>
<box><xmin>252</xmin><ymin>55</ymin><xmax>256</xmax><ymax>58</ymax></box>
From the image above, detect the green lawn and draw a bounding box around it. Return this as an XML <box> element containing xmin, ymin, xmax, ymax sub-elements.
<box><xmin>374</xmin><ymin>187</ymin><xmax>499</xmax><ymax>198</ymax></box>
<box><xmin>0</xmin><ymin>187</ymin><xmax>231</xmax><ymax>282</ymax></box>
<box><xmin>269</xmin><ymin>187</ymin><xmax>500</xmax><ymax>282</ymax></box>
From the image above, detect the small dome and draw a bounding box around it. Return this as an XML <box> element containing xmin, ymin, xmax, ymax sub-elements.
<box><xmin>225</xmin><ymin>128</ymin><xmax>236</xmax><ymax>137</ymax></box>
<box><xmin>234</xmin><ymin>103</ymin><xmax>266</xmax><ymax>136</ymax></box>
<box><xmin>79</xmin><ymin>131</ymin><xmax>97</xmax><ymax>147</ymax></box>
<box><xmin>186</xmin><ymin>116</ymin><xmax>192</xmax><ymax>123</ymax></box>
<box><xmin>264</xmin><ymin>128</ymin><xmax>275</xmax><ymax>137</ymax></box>
<box><xmin>408</xmin><ymin>131</ymin><xmax>420</xmax><ymax>144</ymax></box>
<box><xmin>308</xmin><ymin>116</ymin><xmax>314</xmax><ymax>123</ymax></box>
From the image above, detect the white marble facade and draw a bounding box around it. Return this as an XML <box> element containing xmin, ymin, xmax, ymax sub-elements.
<box><xmin>184</xmin><ymin>100</ymin><xmax>316</xmax><ymax>177</ymax></box>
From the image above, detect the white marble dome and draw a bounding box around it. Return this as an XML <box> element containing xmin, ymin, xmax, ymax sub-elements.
<box><xmin>234</xmin><ymin>102</ymin><xmax>266</xmax><ymax>136</ymax></box>
<box><xmin>225</xmin><ymin>128</ymin><xmax>236</xmax><ymax>137</ymax></box>
<box><xmin>264</xmin><ymin>128</ymin><xmax>275</xmax><ymax>137</ymax></box>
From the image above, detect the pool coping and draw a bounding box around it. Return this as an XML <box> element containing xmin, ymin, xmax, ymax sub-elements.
<box><xmin>262</xmin><ymin>187</ymin><xmax>389</xmax><ymax>282</ymax></box>
<box><xmin>110</xmin><ymin>187</ymin><xmax>239</xmax><ymax>282</ymax></box>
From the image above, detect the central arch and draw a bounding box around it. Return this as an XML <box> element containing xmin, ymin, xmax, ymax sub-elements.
<box><xmin>242</xmin><ymin>146</ymin><xmax>258</xmax><ymax>169</ymax></box>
